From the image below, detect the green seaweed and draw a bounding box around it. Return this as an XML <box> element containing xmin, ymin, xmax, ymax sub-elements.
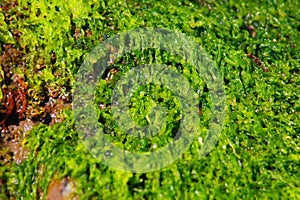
<box><xmin>1</xmin><ymin>0</ymin><xmax>299</xmax><ymax>199</ymax></box>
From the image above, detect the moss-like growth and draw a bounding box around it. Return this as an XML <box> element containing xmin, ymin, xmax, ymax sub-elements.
<box><xmin>0</xmin><ymin>0</ymin><xmax>299</xmax><ymax>199</ymax></box>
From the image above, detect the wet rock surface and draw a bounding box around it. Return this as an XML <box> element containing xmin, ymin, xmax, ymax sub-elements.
<box><xmin>47</xmin><ymin>176</ymin><xmax>77</xmax><ymax>200</ymax></box>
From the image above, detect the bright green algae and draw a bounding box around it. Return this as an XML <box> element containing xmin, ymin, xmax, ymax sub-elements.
<box><xmin>0</xmin><ymin>0</ymin><xmax>300</xmax><ymax>199</ymax></box>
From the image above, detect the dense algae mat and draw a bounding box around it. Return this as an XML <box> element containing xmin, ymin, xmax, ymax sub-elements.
<box><xmin>0</xmin><ymin>0</ymin><xmax>299</xmax><ymax>199</ymax></box>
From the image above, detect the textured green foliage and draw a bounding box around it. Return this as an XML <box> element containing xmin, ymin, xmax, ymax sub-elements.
<box><xmin>0</xmin><ymin>12</ymin><xmax>15</xmax><ymax>44</ymax></box>
<box><xmin>94</xmin><ymin>49</ymin><xmax>208</xmax><ymax>153</ymax></box>
<box><xmin>1</xmin><ymin>0</ymin><xmax>300</xmax><ymax>199</ymax></box>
